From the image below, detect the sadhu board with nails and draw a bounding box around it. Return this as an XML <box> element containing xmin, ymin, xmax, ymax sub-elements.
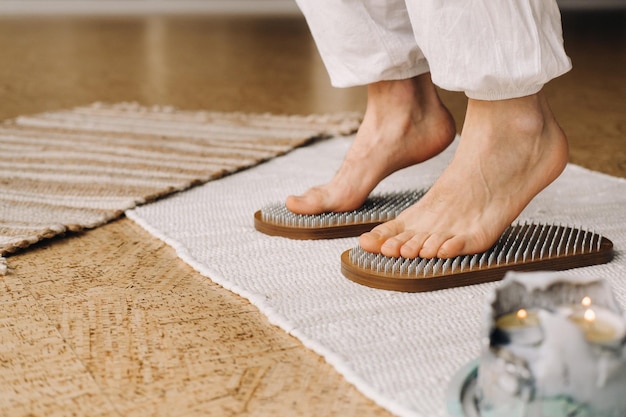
<box><xmin>254</xmin><ymin>189</ymin><xmax>427</xmax><ymax>239</ymax></box>
<box><xmin>341</xmin><ymin>223</ymin><xmax>614</xmax><ymax>292</ymax></box>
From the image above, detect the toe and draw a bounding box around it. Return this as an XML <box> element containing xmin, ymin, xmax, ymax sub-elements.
<box><xmin>359</xmin><ymin>220</ymin><xmax>404</xmax><ymax>253</ymax></box>
<box><xmin>436</xmin><ymin>235</ymin><xmax>467</xmax><ymax>259</ymax></box>
<box><xmin>438</xmin><ymin>230</ymin><xmax>498</xmax><ymax>259</ymax></box>
<box><xmin>380</xmin><ymin>231</ymin><xmax>415</xmax><ymax>258</ymax></box>
<box><xmin>418</xmin><ymin>233</ymin><xmax>452</xmax><ymax>259</ymax></box>
<box><xmin>285</xmin><ymin>187</ymin><xmax>327</xmax><ymax>215</ymax></box>
<box><xmin>399</xmin><ymin>232</ymin><xmax>430</xmax><ymax>259</ymax></box>
<box><xmin>285</xmin><ymin>194</ymin><xmax>305</xmax><ymax>212</ymax></box>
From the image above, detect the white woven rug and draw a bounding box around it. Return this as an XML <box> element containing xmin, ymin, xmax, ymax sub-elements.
<box><xmin>127</xmin><ymin>135</ymin><xmax>626</xmax><ymax>417</ymax></box>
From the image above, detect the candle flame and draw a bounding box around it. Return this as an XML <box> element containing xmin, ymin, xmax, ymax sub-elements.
<box><xmin>516</xmin><ymin>309</ymin><xmax>528</xmax><ymax>321</ymax></box>
<box><xmin>581</xmin><ymin>296</ymin><xmax>592</xmax><ymax>308</ymax></box>
<box><xmin>584</xmin><ymin>308</ymin><xmax>596</xmax><ymax>323</ymax></box>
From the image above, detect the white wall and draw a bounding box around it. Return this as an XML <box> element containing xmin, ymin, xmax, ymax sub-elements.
<box><xmin>0</xmin><ymin>0</ymin><xmax>301</xmax><ymax>16</ymax></box>
<box><xmin>0</xmin><ymin>0</ymin><xmax>622</xmax><ymax>15</ymax></box>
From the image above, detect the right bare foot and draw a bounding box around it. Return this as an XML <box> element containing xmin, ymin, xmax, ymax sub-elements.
<box><xmin>285</xmin><ymin>73</ymin><xmax>456</xmax><ymax>215</ymax></box>
<box><xmin>359</xmin><ymin>92</ymin><xmax>569</xmax><ymax>259</ymax></box>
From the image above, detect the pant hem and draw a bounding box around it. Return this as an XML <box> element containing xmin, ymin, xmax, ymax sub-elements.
<box><xmin>330</xmin><ymin>60</ymin><xmax>431</xmax><ymax>88</ymax></box>
<box><xmin>465</xmin><ymin>85</ymin><xmax>544</xmax><ymax>101</ymax></box>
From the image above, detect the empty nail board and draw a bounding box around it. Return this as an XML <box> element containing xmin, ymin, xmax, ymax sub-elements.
<box><xmin>341</xmin><ymin>223</ymin><xmax>614</xmax><ymax>292</ymax></box>
<box><xmin>254</xmin><ymin>189</ymin><xmax>426</xmax><ymax>239</ymax></box>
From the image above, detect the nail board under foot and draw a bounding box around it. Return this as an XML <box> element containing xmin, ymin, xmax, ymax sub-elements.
<box><xmin>254</xmin><ymin>189</ymin><xmax>426</xmax><ymax>240</ymax></box>
<box><xmin>341</xmin><ymin>223</ymin><xmax>614</xmax><ymax>292</ymax></box>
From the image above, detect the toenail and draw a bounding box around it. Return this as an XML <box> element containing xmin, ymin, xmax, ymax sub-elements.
<box><xmin>382</xmin><ymin>240</ymin><xmax>395</xmax><ymax>249</ymax></box>
<box><xmin>367</xmin><ymin>231</ymin><xmax>381</xmax><ymax>240</ymax></box>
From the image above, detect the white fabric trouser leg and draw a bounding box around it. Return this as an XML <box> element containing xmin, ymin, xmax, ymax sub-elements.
<box><xmin>295</xmin><ymin>0</ymin><xmax>572</xmax><ymax>100</ymax></box>
<box><xmin>294</xmin><ymin>0</ymin><xmax>431</xmax><ymax>87</ymax></box>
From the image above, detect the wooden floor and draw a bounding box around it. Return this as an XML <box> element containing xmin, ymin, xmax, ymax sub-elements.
<box><xmin>1</xmin><ymin>10</ymin><xmax>624</xmax><ymax>417</ymax></box>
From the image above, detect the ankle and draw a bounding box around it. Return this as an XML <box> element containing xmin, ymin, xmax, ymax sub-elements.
<box><xmin>366</xmin><ymin>74</ymin><xmax>451</xmax><ymax>131</ymax></box>
<box><xmin>467</xmin><ymin>93</ymin><xmax>562</xmax><ymax>139</ymax></box>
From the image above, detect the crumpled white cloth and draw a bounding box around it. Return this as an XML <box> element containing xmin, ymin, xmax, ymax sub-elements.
<box><xmin>127</xmin><ymin>135</ymin><xmax>626</xmax><ymax>417</ymax></box>
<box><xmin>294</xmin><ymin>0</ymin><xmax>572</xmax><ymax>100</ymax></box>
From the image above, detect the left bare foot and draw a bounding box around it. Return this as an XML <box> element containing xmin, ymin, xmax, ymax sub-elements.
<box><xmin>359</xmin><ymin>91</ymin><xmax>569</xmax><ymax>259</ymax></box>
<box><xmin>285</xmin><ymin>74</ymin><xmax>456</xmax><ymax>215</ymax></box>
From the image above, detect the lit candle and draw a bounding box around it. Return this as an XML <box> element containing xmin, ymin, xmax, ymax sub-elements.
<box><xmin>568</xmin><ymin>306</ymin><xmax>626</xmax><ymax>345</ymax></box>
<box><xmin>517</xmin><ymin>308</ymin><xmax>529</xmax><ymax>322</ymax></box>
<box><xmin>495</xmin><ymin>308</ymin><xmax>543</xmax><ymax>345</ymax></box>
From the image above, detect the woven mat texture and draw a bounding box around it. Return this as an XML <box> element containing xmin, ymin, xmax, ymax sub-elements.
<box><xmin>128</xmin><ymin>135</ymin><xmax>626</xmax><ymax>417</ymax></box>
<box><xmin>0</xmin><ymin>103</ymin><xmax>361</xmax><ymax>273</ymax></box>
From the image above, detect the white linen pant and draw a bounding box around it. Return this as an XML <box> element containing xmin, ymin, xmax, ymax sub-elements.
<box><xmin>295</xmin><ymin>0</ymin><xmax>572</xmax><ymax>100</ymax></box>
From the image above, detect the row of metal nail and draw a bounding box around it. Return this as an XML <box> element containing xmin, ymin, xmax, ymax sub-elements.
<box><xmin>349</xmin><ymin>222</ymin><xmax>603</xmax><ymax>277</ymax></box>
<box><xmin>260</xmin><ymin>190</ymin><xmax>426</xmax><ymax>228</ymax></box>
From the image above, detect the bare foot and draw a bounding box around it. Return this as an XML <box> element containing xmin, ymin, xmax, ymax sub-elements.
<box><xmin>285</xmin><ymin>73</ymin><xmax>456</xmax><ymax>214</ymax></box>
<box><xmin>359</xmin><ymin>91</ymin><xmax>569</xmax><ymax>259</ymax></box>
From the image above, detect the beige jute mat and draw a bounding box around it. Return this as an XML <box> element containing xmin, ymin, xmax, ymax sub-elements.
<box><xmin>0</xmin><ymin>102</ymin><xmax>361</xmax><ymax>274</ymax></box>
